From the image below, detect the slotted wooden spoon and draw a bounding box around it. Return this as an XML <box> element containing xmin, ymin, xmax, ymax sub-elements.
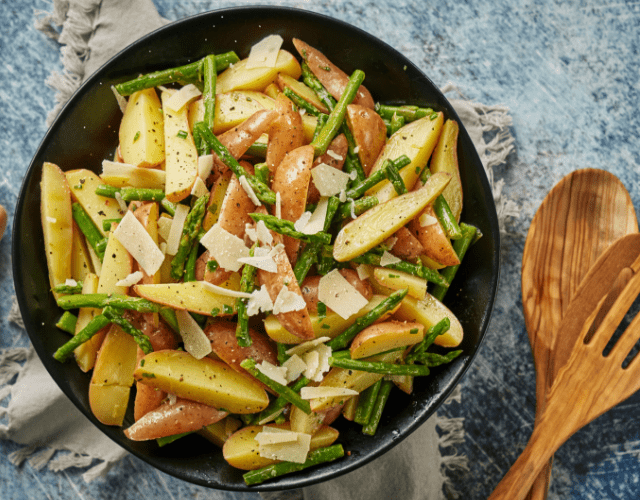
<box><xmin>521</xmin><ymin>169</ymin><xmax>638</xmax><ymax>498</ymax></box>
<box><xmin>489</xmin><ymin>233</ymin><xmax>640</xmax><ymax>500</ymax></box>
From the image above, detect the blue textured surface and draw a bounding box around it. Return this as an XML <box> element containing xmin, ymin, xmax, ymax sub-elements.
<box><xmin>1</xmin><ymin>1</ymin><xmax>639</xmax><ymax>499</ymax></box>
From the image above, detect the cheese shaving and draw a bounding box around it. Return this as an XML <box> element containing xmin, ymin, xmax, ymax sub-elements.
<box><xmin>326</xmin><ymin>149</ymin><xmax>344</xmax><ymax>161</ymax></box>
<box><xmin>285</xmin><ymin>337</ymin><xmax>332</xmax><ymax>357</ymax></box>
<box><xmin>198</xmin><ymin>154</ymin><xmax>214</xmax><ymax>180</ymax></box>
<box><xmin>157</xmin><ymin>216</ymin><xmax>173</xmax><ymax>242</ymax></box>
<box><xmin>112</xmin><ymin>210</ymin><xmax>165</xmax><ymax>276</ymax></box>
<box><xmin>190</xmin><ymin>176</ymin><xmax>209</xmax><ymax>198</ymax></box>
<box><xmin>255</xmin><ymin>428</ymin><xmax>299</xmax><ymax>445</ymax></box>
<box><xmin>200</xmin><ymin>223</ymin><xmax>251</xmax><ymax>272</ymax></box>
<box><xmin>165</xmin><ymin>203</ymin><xmax>190</xmax><ymax>256</ymax></box>
<box><xmin>175</xmin><ymin>309</ymin><xmax>212</xmax><ymax>359</ymax></box>
<box><xmin>272</xmin><ymin>286</ymin><xmax>307</xmax><ymax>314</ymax></box>
<box><xmin>247</xmin><ymin>285</ymin><xmax>274</xmax><ymax>316</ymax></box>
<box><xmin>318</xmin><ymin>269</ymin><xmax>369</xmax><ymax>320</ymax></box>
<box><xmin>282</xmin><ymin>354</ymin><xmax>307</xmax><ymax>382</ymax></box>
<box><xmin>111</xmin><ymin>85</ymin><xmax>127</xmax><ymax>113</ymax></box>
<box><xmin>114</xmin><ymin>191</ymin><xmax>128</xmax><ymax>213</ymax></box>
<box><xmin>166</xmin><ymin>84</ymin><xmax>202</xmax><ymax>112</ymax></box>
<box><xmin>239</xmin><ymin>175</ymin><xmax>261</xmax><ymax>206</ymax></box>
<box><xmin>356</xmin><ymin>264</ymin><xmax>372</xmax><ymax>280</ymax></box>
<box><xmin>257</xmin><ymin>407</ymin><xmax>286</xmax><ymax>425</ymax></box>
<box><xmin>419</xmin><ymin>213</ymin><xmax>438</xmax><ymax>227</ymax></box>
<box><xmin>380</xmin><ymin>250</ymin><xmax>402</xmax><ymax>267</ymax></box>
<box><xmin>255</xmin><ymin>360</ymin><xmax>288</xmax><ymax>386</ymax></box>
<box><xmin>256</xmin><ymin>220</ymin><xmax>273</xmax><ymax>246</ymax></box>
<box><xmin>115</xmin><ymin>271</ymin><xmax>144</xmax><ymax>287</ymax></box>
<box><xmin>300</xmin><ymin>386</ymin><xmax>359</xmax><ymax>399</ymax></box>
<box><xmin>237</xmin><ymin>246</ymin><xmax>277</xmax><ymax>273</ymax></box>
<box><xmin>275</xmin><ymin>191</ymin><xmax>282</xmax><ymax>219</ymax></box>
<box><xmin>293</xmin><ymin>212</ymin><xmax>312</xmax><ymax>233</ymax></box>
<box><xmin>64</xmin><ymin>278</ymin><xmax>77</xmax><ymax>287</ymax></box>
<box><xmin>311</xmin><ymin>163</ymin><xmax>351</xmax><ymax>197</ymax></box>
<box><xmin>245</xmin><ymin>34</ymin><xmax>283</xmax><ymax>69</ymax></box>
<box><xmin>200</xmin><ymin>281</ymin><xmax>253</xmax><ymax>299</ymax></box>
<box><xmin>257</xmin><ymin>428</ymin><xmax>311</xmax><ymax>464</ymax></box>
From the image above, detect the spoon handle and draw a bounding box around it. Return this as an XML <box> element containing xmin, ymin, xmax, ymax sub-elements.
<box><xmin>487</xmin><ymin>412</ymin><xmax>568</xmax><ymax>500</ymax></box>
<box><xmin>524</xmin><ymin>459</ymin><xmax>552</xmax><ymax>500</ymax></box>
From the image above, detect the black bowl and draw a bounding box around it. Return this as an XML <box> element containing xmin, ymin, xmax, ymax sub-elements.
<box><xmin>13</xmin><ymin>6</ymin><xmax>499</xmax><ymax>491</ymax></box>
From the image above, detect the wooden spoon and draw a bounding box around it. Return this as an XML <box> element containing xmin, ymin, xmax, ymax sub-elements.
<box><xmin>521</xmin><ymin>168</ymin><xmax>637</xmax><ymax>498</ymax></box>
<box><xmin>490</xmin><ymin>232</ymin><xmax>640</xmax><ymax>500</ymax></box>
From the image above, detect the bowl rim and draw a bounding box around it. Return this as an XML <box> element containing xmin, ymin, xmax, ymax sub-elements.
<box><xmin>13</xmin><ymin>5</ymin><xmax>500</xmax><ymax>491</ymax></box>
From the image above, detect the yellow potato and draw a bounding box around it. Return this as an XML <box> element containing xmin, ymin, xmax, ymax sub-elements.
<box><xmin>276</xmin><ymin>73</ymin><xmax>329</xmax><ymax>113</ymax></box>
<box><xmin>289</xmin><ymin>404</ymin><xmax>325</xmax><ymax>435</ymax></box>
<box><xmin>100</xmin><ymin>162</ymin><xmax>166</xmax><ymax>189</ymax></box>
<box><xmin>89</xmin><ymin>324</ymin><xmax>138</xmax><ymax>425</ymax></box>
<box><xmin>201</xmin><ymin>91</ymin><xmax>276</xmax><ymax>135</ymax></box>
<box><xmin>203</xmin><ymin>170</ymin><xmax>232</xmax><ymax>231</ymax></box>
<box><xmin>216</xmin><ymin>50</ymin><xmax>302</xmax><ymax>94</ymax></box>
<box><xmin>372</xmin><ymin>267</ymin><xmax>427</xmax><ymax>300</ymax></box>
<box><xmin>198</xmin><ymin>416</ymin><xmax>243</xmax><ymax>447</ymax></box>
<box><xmin>430</xmin><ymin>119</ymin><xmax>462</xmax><ymax>221</ymax></box>
<box><xmin>161</xmin><ymin>89</ymin><xmax>198</xmax><ymax>202</ymax></box>
<box><xmin>222</xmin><ymin>424</ymin><xmax>339</xmax><ymax>470</ymax></box>
<box><xmin>71</xmin><ymin>222</ymin><xmax>94</xmax><ymax>281</ymax></box>
<box><xmin>72</xmin><ymin>273</ymin><xmax>101</xmax><ymax>372</ymax></box>
<box><xmin>66</xmin><ymin>169</ymin><xmax>125</xmax><ymax>237</ymax></box>
<box><xmin>264</xmin><ymin>294</ymin><xmax>397</xmax><ymax>344</ymax></box>
<box><xmin>365</xmin><ymin>113</ymin><xmax>444</xmax><ymax>204</ymax></box>
<box><xmin>41</xmin><ymin>162</ymin><xmax>73</xmax><ymax>300</ymax></box>
<box><xmin>333</xmin><ymin>172</ymin><xmax>451</xmax><ymax>262</ymax></box>
<box><xmin>134</xmin><ymin>281</ymin><xmax>237</xmax><ymax>316</ymax></box>
<box><xmin>310</xmin><ymin>350</ymin><xmax>403</xmax><ymax>412</ymax></box>
<box><xmin>301</xmin><ymin>114</ymin><xmax>317</xmax><ymax>143</ymax></box>
<box><xmin>97</xmin><ymin>229</ymin><xmax>133</xmax><ymax>296</ymax></box>
<box><xmin>349</xmin><ymin>320</ymin><xmax>424</xmax><ymax>359</ymax></box>
<box><xmin>134</xmin><ymin>350</ymin><xmax>269</xmax><ymax>414</ymax></box>
<box><xmin>118</xmin><ymin>88</ymin><xmax>165</xmax><ymax>168</ymax></box>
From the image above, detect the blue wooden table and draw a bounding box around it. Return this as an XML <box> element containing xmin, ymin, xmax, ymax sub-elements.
<box><xmin>1</xmin><ymin>1</ymin><xmax>639</xmax><ymax>499</ymax></box>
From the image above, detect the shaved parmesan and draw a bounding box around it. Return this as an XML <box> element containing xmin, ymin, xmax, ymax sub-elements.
<box><xmin>247</xmin><ymin>285</ymin><xmax>274</xmax><ymax>316</ymax></box>
<box><xmin>272</xmin><ymin>286</ymin><xmax>307</xmax><ymax>315</ymax></box>
<box><xmin>245</xmin><ymin>35</ymin><xmax>283</xmax><ymax>69</ymax></box>
<box><xmin>165</xmin><ymin>203</ymin><xmax>190</xmax><ymax>255</ymax></box>
<box><xmin>356</xmin><ymin>264</ymin><xmax>372</xmax><ymax>280</ymax></box>
<box><xmin>237</xmin><ymin>246</ymin><xmax>277</xmax><ymax>273</ymax></box>
<box><xmin>115</xmin><ymin>271</ymin><xmax>144</xmax><ymax>287</ymax></box>
<box><xmin>255</xmin><ymin>428</ymin><xmax>299</xmax><ymax>445</ymax></box>
<box><xmin>294</xmin><ymin>197</ymin><xmax>328</xmax><ymax>235</ymax></box>
<box><xmin>200</xmin><ymin>224</ymin><xmax>250</xmax><ymax>272</ymax></box>
<box><xmin>112</xmin><ymin>210</ymin><xmax>165</xmax><ymax>276</ymax></box>
<box><xmin>326</xmin><ymin>149</ymin><xmax>343</xmax><ymax>161</ymax></box>
<box><xmin>200</xmin><ymin>281</ymin><xmax>252</xmax><ymax>299</ymax></box>
<box><xmin>114</xmin><ymin>191</ymin><xmax>128</xmax><ymax>213</ymax></box>
<box><xmin>300</xmin><ymin>386</ymin><xmax>359</xmax><ymax>399</ymax></box>
<box><xmin>255</xmin><ymin>360</ymin><xmax>288</xmax><ymax>386</ymax></box>
<box><xmin>166</xmin><ymin>84</ymin><xmax>202</xmax><ymax>112</ymax></box>
<box><xmin>244</xmin><ymin>223</ymin><xmax>258</xmax><ymax>243</ymax></box>
<box><xmin>302</xmin><ymin>349</ymin><xmax>319</xmax><ymax>380</ymax></box>
<box><xmin>175</xmin><ymin>309</ymin><xmax>212</xmax><ymax>359</ymax></box>
<box><xmin>191</xmin><ymin>176</ymin><xmax>209</xmax><ymax>198</ymax></box>
<box><xmin>318</xmin><ymin>269</ymin><xmax>369</xmax><ymax>319</ymax></box>
<box><xmin>293</xmin><ymin>212</ymin><xmax>312</xmax><ymax>233</ymax></box>
<box><xmin>419</xmin><ymin>213</ymin><xmax>438</xmax><ymax>227</ymax></box>
<box><xmin>239</xmin><ymin>175</ymin><xmax>261</xmax><ymax>206</ymax></box>
<box><xmin>285</xmin><ymin>337</ymin><xmax>332</xmax><ymax>357</ymax></box>
<box><xmin>257</xmin><ymin>429</ymin><xmax>311</xmax><ymax>464</ymax></box>
<box><xmin>257</xmin><ymin>407</ymin><xmax>286</xmax><ymax>425</ymax></box>
<box><xmin>380</xmin><ymin>250</ymin><xmax>402</xmax><ymax>267</ymax></box>
<box><xmin>256</xmin><ymin>220</ymin><xmax>273</xmax><ymax>246</ymax></box>
<box><xmin>275</xmin><ymin>191</ymin><xmax>282</xmax><ymax>219</ymax></box>
<box><xmin>157</xmin><ymin>216</ymin><xmax>173</xmax><ymax>242</ymax></box>
<box><xmin>65</xmin><ymin>278</ymin><xmax>78</xmax><ymax>287</ymax></box>
<box><xmin>311</xmin><ymin>163</ymin><xmax>351</xmax><ymax>197</ymax></box>
<box><xmin>111</xmin><ymin>85</ymin><xmax>127</xmax><ymax>113</ymax></box>
<box><xmin>384</xmin><ymin>236</ymin><xmax>398</xmax><ymax>251</ymax></box>
<box><xmin>283</xmin><ymin>354</ymin><xmax>307</xmax><ymax>382</ymax></box>
<box><xmin>301</xmin><ymin>344</ymin><xmax>332</xmax><ymax>382</ymax></box>
<box><xmin>198</xmin><ymin>154</ymin><xmax>214</xmax><ymax>181</ymax></box>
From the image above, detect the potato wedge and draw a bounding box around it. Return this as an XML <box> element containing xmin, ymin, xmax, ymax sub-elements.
<box><xmin>271</xmin><ymin>145</ymin><xmax>314</xmax><ymax>263</ymax></box>
<box><xmin>408</xmin><ymin>203</ymin><xmax>460</xmax><ymax>267</ymax></box>
<box><xmin>134</xmin><ymin>350</ymin><xmax>269</xmax><ymax>414</ymax></box>
<box><xmin>365</xmin><ymin>113</ymin><xmax>444</xmax><ymax>204</ymax></box>
<box><xmin>264</xmin><ymin>294</ymin><xmax>398</xmax><ymax>344</ymax></box>
<box><xmin>310</xmin><ymin>350</ymin><xmax>403</xmax><ymax>412</ymax></box>
<box><xmin>71</xmin><ymin>221</ymin><xmax>93</xmax><ymax>282</ymax></box>
<box><xmin>118</xmin><ymin>88</ymin><xmax>165</xmax><ymax>168</ymax></box>
<box><xmin>66</xmin><ymin>169</ymin><xmax>125</xmax><ymax>237</ymax></box>
<box><xmin>389</xmin><ymin>226</ymin><xmax>424</xmax><ymax>262</ymax></box>
<box><xmin>349</xmin><ymin>320</ymin><xmax>424</xmax><ymax>359</ymax></box>
<box><xmin>346</xmin><ymin>104</ymin><xmax>387</xmax><ymax>176</ymax></box>
<box><xmin>41</xmin><ymin>162</ymin><xmax>73</xmax><ymax>299</ymax></box>
<box><xmin>223</xmin><ymin>424</ymin><xmax>339</xmax><ymax>470</ymax></box>
<box><xmin>372</xmin><ymin>267</ymin><xmax>427</xmax><ymax>301</ymax></box>
<box><xmin>100</xmin><ymin>161</ymin><xmax>166</xmax><ymax>189</ymax></box>
<box><xmin>216</xmin><ymin>50</ymin><xmax>302</xmax><ymax>94</ymax></box>
<box><xmin>276</xmin><ymin>73</ymin><xmax>329</xmax><ymax>113</ymax></box>
<box><xmin>266</xmin><ymin>94</ymin><xmax>306</xmax><ymax>176</ymax></box>
<box><xmin>203</xmin><ymin>170</ymin><xmax>232</xmax><ymax>232</ymax></box>
<box><xmin>161</xmin><ymin>89</ymin><xmax>198</xmax><ymax>202</ymax></box>
<box><xmin>72</xmin><ymin>273</ymin><xmax>101</xmax><ymax>372</ymax></box>
<box><xmin>333</xmin><ymin>172</ymin><xmax>451</xmax><ymax>262</ymax></box>
<box><xmin>203</xmin><ymin>91</ymin><xmax>275</xmax><ymax>135</ymax></box>
<box><xmin>98</xmin><ymin>229</ymin><xmax>133</xmax><ymax>296</ymax></box>
<box><xmin>292</xmin><ymin>39</ymin><xmax>374</xmax><ymax>109</ymax></box>
<box><xmin>134</xmin><ymin>281</ymin><xmax>237</xmax><ymax>316</ymax></box>
<box><xmin>430</xmin><ymin>119</ymin><xmax>462</xmax><ymax>221</ymax></box>
<box><xmin>89</xmin><ymin>324</ymin><xmax>138</xmax><ymax>425</ymax></box>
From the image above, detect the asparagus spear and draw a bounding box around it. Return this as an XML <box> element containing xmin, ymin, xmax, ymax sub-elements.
<box><xmin>326</xmin><ymin>288</ymin><xmax>408</xmax><ymax>350</ymax></box>
<box><xmin>193</xmin><ymin>122</ymin><xmax>276</xmax><ymax>205</ymax></box>
<box><xmin>384</xmin><ymin>158</ymin><xmax>407</xmax><ymax>195</ymax></box>
<box><xmin>114</xmin><ymin>52</ymin><xmax>239</xmax><ymax>96</ymax></box>
<box><xmin>329</xmin><ymin>357</ymin><xmax>432</xmax><ymax>376</ymax></box>
<box><xmin>236</xmin><ymin>246</ymin><xmax>258</xmax><ymax>347</ymax></box>
<box><xmin>354</xmin><ymin>379</ymin><xmax>382</xmax><ymax>425</ymax></box>
<box><xmin>407</xmin><ymin>317</ymin><xmax>450</xmax><ymax>358</ymax></box>
<box><xmin>419</xmin><ymin>168</ymin><xmax>462</xmax><ymax>240</ymax></box>
<box><xmin>56</xmin><ymin>311</ymin><xmax>78</xmax><ymax>335</ymax></box>
<box><xmin>71</xmin><ymin>203</ymin><xmax>106</xmax><ymax>260</ymax></box>
<box><xmin>202</xmin><ymin>54</ymin><xmax>217</xmax><ymax>130</ymax></box>
<box><xmin>252</xmin><ymin>376</ymin><xmax>310</xmax><ymax>425</ymax></box>
<box><xmin>249</xmin><ymin>213</ymin><xmax>332</xmax><ymax>245</ymax></box>
<box><xmin>51</xmin><ymin>281</ymin><xmax>84</xmax><ymax>295</ymax></box>
<box><xmin>102</xmin><ymin>307</ymin><xmax>153</xmax><ymax>354</ymax></box>
<box><xmin>243</xmin><ymin>445</ymin><xmax>345</xmax><ymax>485</ymax></box>
<box><xmin>95</xmin><ymin>185</ymin><xmax>165</xmax><ymax>202</ymax></box>
<box><xmin>54</xmin><ymin>314</ymin><xmax>111</xmax><ymax>362</ymax></box>
<box><xmin>362</xmin><ymin>379</ymin><xmax>393</xmax><ymax>435</ymax></box>
<box><xmin>344</xmin><ymin>155</ymin><xmax>410</xmax><ymax>200</ymax></box>
<box><xmin>334</xmin><ymin>196</ymin><xmax>379</xmax><ymax>222</ymax></box>
<box><xmin>170</xmin><ymin>194</ymin><xmax>209</xmax><ymax>280</ymax></box>
<box><xmin>57</xmin><ymin>293</ymin><xmax>160</xmax><ymax>312</ymax></box>
<box><xmin>431</xmin><ymin>223</ymin><xmax>478</xmax><ymax>301</ymax></box>
<box><xmin>352</xmin><ymin>250</ymin><xmax>449</xmax><ymax>288</ymax></box>
<box><xmin>374</xmin><ymin>103</ymin><xmax>434</xmax><ymax>122</ymax></box>
<box><xmin>240</xmin><ymin>359</ymin><xmax>311</xmax><ymax>414</ymax></box>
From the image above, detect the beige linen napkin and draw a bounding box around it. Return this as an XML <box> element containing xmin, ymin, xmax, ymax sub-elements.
<box><xmin>1</xmin><ymin>0</ymin><xmax>516</xmax><ymax>496</ymax></box>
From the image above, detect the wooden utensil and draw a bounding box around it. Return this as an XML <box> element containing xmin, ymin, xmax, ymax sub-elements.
<box><xmin>521</xmin><ymin>168</ymin><xmax>637</xmax><ymax>498</ymax></box>
<box><xmin>490</xmin><ymin>233</ymin><xmax>640</xmax><ymax>500</ymax></box>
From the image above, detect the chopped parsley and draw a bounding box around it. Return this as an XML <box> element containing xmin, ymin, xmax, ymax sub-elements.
<box><xmin>177</xmin><ymin>130</ymin><xmax>188</xmax><ymax>139</ymax></box>
<box><xmin>133</xmin><ymin>131</ymin><xmax>141</xmax><ymax>142</ymax></box>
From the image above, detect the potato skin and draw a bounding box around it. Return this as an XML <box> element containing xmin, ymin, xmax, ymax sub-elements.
<box><xmin>266</xmin><ymin>94</ymin><xmax>305</xmax><ymax>176</ymax></box>
<box><xmin>390</xmin><ymin>227</ymin><xmax>425</xmax><ymax>262</ymax></box>
<box><xmin>346</xmin><ymin>104</ymin><xmax>386</xmax><ymax>176</ymax></box>
<box><xmin>300</xmin><ymin>269</ymin><xmax>373</xmax><ymax>312</ymax></box>
<box><xmin>306</xmin><ymin>133</ymin><xmax>348</xmax><ymax>205</ymax></box>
